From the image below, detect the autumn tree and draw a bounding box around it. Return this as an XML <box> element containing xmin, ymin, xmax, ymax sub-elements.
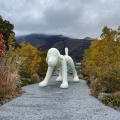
<box><xmin>0</xmin><ymin>33</ymin><xmax>6</xmax><ymax>99</ymax></box>
<box><xmin>82</xmin><ymin>26</ymin><xmax>120</xmax><ymax>96</ymax></box>
<box><xmin>0</xmin><ymin>33</ymin><xmax>6</xmax><ymax>56</ymax></box>
<box><xmin>37</xmin><ymin>50</ymin><xmax>48</xmax><ymax>78</ymax></box>
<box><xmin>0</xmin><ymin>33</ymin><xmax>21</xmax><ymax>99</ymax></box>
<box><xmin>17</xmin><ymin>42</ymin><xmax>41</xmax><ymax>78</ymax></box>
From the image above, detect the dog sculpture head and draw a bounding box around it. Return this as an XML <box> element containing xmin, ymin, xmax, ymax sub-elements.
<box><xmin>46</xmin><ymin>48</ymin><xmax>63</xmax><ymax>67</ymax></box>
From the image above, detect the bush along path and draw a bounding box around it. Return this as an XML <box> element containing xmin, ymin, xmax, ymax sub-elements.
<box><xmin>0</xmin><ymin>76</ymin><xmax>120</xmax><ymax>120</ymax></box>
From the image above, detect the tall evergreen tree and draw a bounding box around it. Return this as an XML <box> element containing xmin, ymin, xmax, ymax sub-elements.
<box><xmin>0</xmin><ymin>15</ymin><xmax>19</xmax><ymax>49</ymax></box>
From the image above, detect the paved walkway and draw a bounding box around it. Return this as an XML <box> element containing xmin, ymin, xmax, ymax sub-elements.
<box><xmin>0</xmin><ymin>76</ymin><xmax>120</xmax><ymax>120</ymax></box>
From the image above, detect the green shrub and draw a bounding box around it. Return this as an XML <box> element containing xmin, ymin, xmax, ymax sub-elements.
<box><xmin>90</xmin><ymin>81</ymin><xmax>103</xmax><ymax>97</ymax></box>
<box><xmin>86</xmin><ymin>79</ymin><xmax>91</xmax><ymax>86</ymax></box>
<box><xmin>0</xmin><ymin>87</ymin><xmax>5</xmax><ymax>100</ymax></box>
<box><xmin>20</xmin><ymin>76</ymin><xmax>40</xmax><ymax>87</ymax></box>
<box><xmin>103</xmin><ymin>77</ymin><xmax>120</xmax><ymax>93</ymax></box>
<box><xmin>102</xmin><ymin>92</ymin><xmax>120</xmax><ymax>107</ymax></box>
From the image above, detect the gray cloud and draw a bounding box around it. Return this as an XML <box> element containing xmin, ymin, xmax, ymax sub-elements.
<box><xmin>0</xmin><ymin>0</ymin><xmax>120</xmax><ymax>38</ymax></box>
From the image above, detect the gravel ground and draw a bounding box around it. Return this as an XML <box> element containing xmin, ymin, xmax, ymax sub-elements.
<box><xmin>0</xmin><ymin>76</ymin><xmax>120</xmax><ymax>120</ymax></box>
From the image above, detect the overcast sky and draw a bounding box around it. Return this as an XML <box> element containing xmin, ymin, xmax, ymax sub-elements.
<box><xmin>0</xmin><ymin>0</ymin><xmax>120</xmax><ymax>39</ymax></box>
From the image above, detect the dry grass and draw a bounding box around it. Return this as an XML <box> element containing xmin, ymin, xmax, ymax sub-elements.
<box><xmin>0</xmin><ymin>55</ymin><xmax>22</xmax><ymax>100</ymax></box>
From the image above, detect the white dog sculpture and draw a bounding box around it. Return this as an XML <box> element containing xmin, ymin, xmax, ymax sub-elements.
<box><xmin>39</xmin><ymin>48</ymin><xmax>79</xmax><ymax>88</ymax></box>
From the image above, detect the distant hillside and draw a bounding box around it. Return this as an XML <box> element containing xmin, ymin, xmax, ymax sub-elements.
<box><xmin>15</xmin><ymin>34</ymin><xmax>94</xmax><ymax>62</ymax></box>
<box><xmin>15</xmin><ymin>34</ymin><xmax>70</xmax><ymax>48</ymax></box>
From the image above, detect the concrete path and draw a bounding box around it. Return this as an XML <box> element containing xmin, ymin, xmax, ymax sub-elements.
<box><xmin>0</xmin><ymin>76</ymin><xmax>120</xmax><ymax>120</ymax></box>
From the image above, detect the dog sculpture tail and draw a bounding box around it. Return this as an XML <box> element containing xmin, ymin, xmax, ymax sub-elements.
<box><xmin>65</xmin><ymin>47</ymin><xmax>68</xmax><ymax>56</ymax></box>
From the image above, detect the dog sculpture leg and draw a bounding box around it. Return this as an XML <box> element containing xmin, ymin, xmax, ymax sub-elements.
<box><xmin>67</xmin><ymin>56</ymin><xmax>79</xmax><ymax>82</ymax></box>
<box><xmin>69</xmin><ymin>60</ymin><xmax>80</xmax><ymax>82</ymax></box>
<box><xmin>39</xmin><ymin>67</ymin><xmax>54</xmax><ymax>87</ymax></box>
<box><xmin>56</xmin><ymin>67</ymin><xmax>62</xmax><ymax>81</ymax></box>
<box><xmin>60</xmin><ymin>58</ymin><xmax>68</xmax><ymax>88</ymax></box>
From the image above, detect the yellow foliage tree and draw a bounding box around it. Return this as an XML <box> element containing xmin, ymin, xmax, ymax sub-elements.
<box><xmin>37</xmin><ymin>50</ymin><xmax>48</xmax><ymax>78</ymax></box>
<box><xmin>82</xmin><ymin>26</ymin><xmax>120</xmax><ymax>95</ymax></box>
<box><xmin>17</xmin><ymin>42</ymin><xmax>41</xmax><ymax>78</ymax></box>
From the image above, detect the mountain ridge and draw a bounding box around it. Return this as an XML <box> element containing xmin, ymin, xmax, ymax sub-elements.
<box><xmin>15</xmin><ymin>33</ymin><xmax>94</xmax><ymax>62</ymax></box>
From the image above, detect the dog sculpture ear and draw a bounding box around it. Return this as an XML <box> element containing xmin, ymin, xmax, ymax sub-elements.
<box><xmin>59</xmin><ymin>55</ymin><xmax>63</xmax><ymax>60</ymax></box>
